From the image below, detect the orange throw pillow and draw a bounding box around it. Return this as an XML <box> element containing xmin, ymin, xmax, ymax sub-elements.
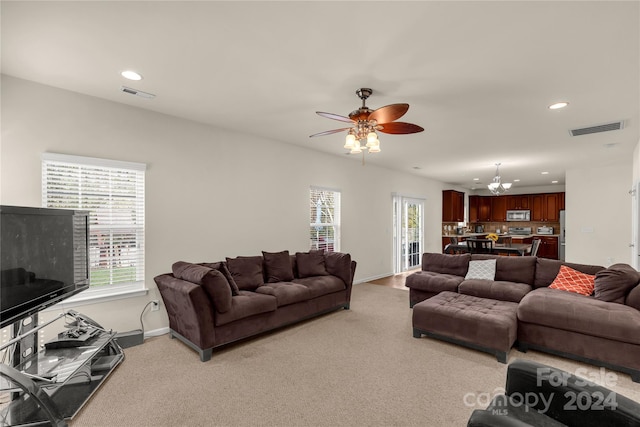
<box><xmin>549</xmin><ymin>265</ymin><xmax>595</xmax><ymax>296</ymax></box>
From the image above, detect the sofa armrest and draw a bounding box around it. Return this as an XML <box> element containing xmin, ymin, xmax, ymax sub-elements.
<box><xmin>504</xmin><ymin>359</ymin><xmax>640</xmax><ymax>426</ymax></box>
<box><xmin>154</xmin><ymin>273</ymin><xmax>216</xmax><ymax>350</ymax></box>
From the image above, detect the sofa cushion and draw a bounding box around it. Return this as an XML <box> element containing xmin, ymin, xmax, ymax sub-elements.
<box><xmin>594</xmin><ymin>263</ymin><xmax>640</xmax><ymax>304</ymax></box>
<box><xmin>292</xmin><ymin>275</ymin><xmax>345</xmax><ymax>298</ymax></box>
<box><xmin>405</xmin><ymin>271</ymin><xmax>464</xmax><ymax>294</ymax></box>
<box><xmin>517</xmin><ymin>287</ymin><xmax>640</xmax><ymax>345</ymax></box>
<box><xmin>255</xmin><ymin>282</ymin><xmax>311</xmax><ymax>306</ymax></box>
<box><xmin>201</xmin><ymin>270</ymin><xmax>233</xmax><ymax>313</ymax></box>
<box><xmin>627</xmin><ymin>284</ymin><xmax>640</xmax><ymax>311</ymax></box>
<box><xmin>225</xmin><ymin>256</ymin><xmax>264</xmax><ymax>291</ymax></box>
<box><xmin>214</xmin><ymin>291</ymin><xmax>277</xmax><ymax>326</ymax></box>
<box><xmin>465</xmin><ymin>259</ymin><xmax>496</xmax><ymax>280</ymax></box>
<box><xmin>549</xmin><ymin>265</ymin><xmax>595</xmax><ymax>296</ymax></box>
<box><xmin>324</xmin><ymin>251</ymin><xmax>352</xmax><ymax>286</ymax></box>
<box><xmin>534</xmin><ymin>258</ymin><xmax>604</xmax><ymax>289</ymax></box>
<box><xmin>296</xmin><ymin>250</ymin><xmax>328</xmax><ymax>278</ymax></box>
<box><xmin>459</xmin><ymin>280</ymin><xmax>532</xmax><ymax>303</ymax></box>
<box><xmin>262</xmin><ymin>250</ymin><xmax>295</xmax><ymax>283</ymax></box>
<box><xmin>422</xmin><ymin>253</ymin><xmax>470</xmax><ymax>277</ymax></box>
<box><xmin>199</xmin><ymin>261</ymin><xmax>240</xmax><ymax>295</ymax></box>
<box><xmin>471</xmin><ymin>255</ymin><xmax>537</xmax><ymax>286</ymax></box>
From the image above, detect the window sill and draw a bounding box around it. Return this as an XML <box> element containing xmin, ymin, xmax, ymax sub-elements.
<box><xmin>42</xmin><ymin>286</ymin><xmax>149</xmax><ymax>312</ymax></box>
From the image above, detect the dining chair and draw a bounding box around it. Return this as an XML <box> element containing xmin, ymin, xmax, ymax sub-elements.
<box><xmin>530</xmin><ymin>238</ymin><xmax>541</xmax><ymax>257</ymax></box>
<box><xmin>466</xmin><ymin>238</ymin><xmax>494</xmax><ymax>254</ymax></box>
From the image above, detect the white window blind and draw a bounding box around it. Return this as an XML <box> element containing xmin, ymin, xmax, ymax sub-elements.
<box><xmin>42</xmin><ymin>153</ymin><xmax>145</xmax><ymax>291</ymax></box>
<box><xmin>309</xmin><ymin>187</ymin><xmax>340</xmax><ymax>252</ymax></box>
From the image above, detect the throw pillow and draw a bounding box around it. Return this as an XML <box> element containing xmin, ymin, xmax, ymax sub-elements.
<box><xmin>549</xmin><ymin>265</ymin><xmax>595</xmax><ymax>296</ymax></box>
<box><xmin>225</xmin><ymin>256</ymin><xmax>264</xmax><ymax>291</ymax></box>
<box><xmin>295</xmin><ymin>250</ymin><xmax>328</xmax><ymax>278</ymax></box>
<box><xmin>199</xmin><ymin>261</ymin><xmax>240</xmax><ymax>295</ymax></box>
<box><xmin>594</xmin><ymin>263</ymin><xmax>640</xmax><ymax>304</ymax></box>
<box><xmin>464</xmin><ymin>259</ymin><xmax>496</xmax><ymax>280</ymax></box>
<box><xmin>201</xmin><ymin>270</ymin><xmax>233</xmax><ymax>313</ymax></box>
<box><xmin>262</xmin><ymin>250</ymin><xmax>294</xmax><ymax>283</ymax></box>
<box><xmin>172</xmin><ymin>261</ymin><xmax>211</xmax><ymax>284</ymax></box>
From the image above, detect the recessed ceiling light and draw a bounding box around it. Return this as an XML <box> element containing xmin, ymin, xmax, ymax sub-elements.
<box><xmin>551</xmin><ymin>180</ymin><xmax>558</xmax><ymax>184</ymax></box>
<box><xmin>513</xmin><ymin>179</ymin><xmax>521</xmax><ymax>182</ymax></box>
<box><xmin>541</xmin><ymin>171</ymin><xmax>549</xmax><ymax>175</ymax></box>
<box><xmin>121</xmin><ymin>70</ymin><xmax>143</xmax><ymax>81</ymax></box>
<box><xmin>473</xmin><ymin>178</ymin><xmax>479</xmax><ymax>181</ymax></box>
<box><xmin>548</xmin><ymin>101</ymin><xmax>568</xmax><ymax>110</ymax></box>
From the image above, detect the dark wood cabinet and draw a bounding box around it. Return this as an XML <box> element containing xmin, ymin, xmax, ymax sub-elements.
<box><xmin>537</xmin><ymin>236</ymin><xmax>559</xmax><ymax>259</ymax></box>
<box><xmin>531</xmin><ymin>193</ymin><xmax>562</xmax><ymax>222</ymax></box>
<box><xmin>469</xmin><ymin>196</ymin><xmax>479</xmax><ymax>223</ymax></box>
<box><xmin>490</xmin><ymin>196</ymin><xmax>507</xmax><ymax>221</ymax></box>
<box><xmin>544</xmin><ymin>193</ymin><xmax>560</xmax><ymax>222</ymax></box>
<box><xmin>442</xmin><ymin>190</ymin><xmax>465</xmax><ymax>222</ymax></box>
<box><xmin>478</xmin><ymin>197</ymin><xmax>492</xmax><ymax>222</ymax></box>
<box><xmin>506</xmin><ymin>195</ymin><xmax>530</xmax><ymax>210</ymax></box>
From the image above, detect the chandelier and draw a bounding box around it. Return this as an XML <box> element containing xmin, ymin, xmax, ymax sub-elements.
<box><xmin>487</xmin><ymin>163</ymin><xmax>512</xmax><ymax>195</ymax></box>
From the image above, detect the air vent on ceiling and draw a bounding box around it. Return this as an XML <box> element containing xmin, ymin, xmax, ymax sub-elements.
<box><xmin>569</xmin><ymin>121</ymin><xmax>624</xmax><ymax>136</ymax></box>
<box><xmin>120</xmin><ymin>86</ymin><xmax>155</xmax><ymax>99</ymax></box>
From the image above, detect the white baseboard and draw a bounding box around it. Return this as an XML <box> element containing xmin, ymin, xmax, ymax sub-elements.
<box><xmin>144</xmin><ymin>326</ymin><xmax>169</xmax><ymax>339</ymax></box>
<box><xmin>354</xmin><ymin>272</ymin><xmax>394</xmax><ymax>284</ymax></box>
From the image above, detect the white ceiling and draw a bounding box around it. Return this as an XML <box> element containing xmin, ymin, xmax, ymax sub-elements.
<box><xmin>2</xmin><ymin>1</ymin><xmax>638</xmax><ymax>190</ymax></box>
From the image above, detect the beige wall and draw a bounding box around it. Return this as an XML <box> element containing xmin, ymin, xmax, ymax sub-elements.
<box><xmin>1</xmin><ymin>75</ymin><xmax>448</xmax><ymax>339</ymax></box>
<box><xmin>565</xmin><ymin>162</ymin><xmax>633</xmax><ymax>266</ymax></box>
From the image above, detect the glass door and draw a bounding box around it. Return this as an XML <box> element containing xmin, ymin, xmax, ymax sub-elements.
<box><xmin>393</xmin><ymin>196</ymin><xmax>424</xmax><ymax>273</ymax></box>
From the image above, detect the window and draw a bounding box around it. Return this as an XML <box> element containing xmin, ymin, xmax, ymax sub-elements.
<box><xmin>309</xmin><ymin>187</ymin><xmax>340</xmax><ymax>252</ymax></box>
<box><xmin>42</xmin><ymin>153</ymin><xmax>146</xmax><ymax>296</ymax></box>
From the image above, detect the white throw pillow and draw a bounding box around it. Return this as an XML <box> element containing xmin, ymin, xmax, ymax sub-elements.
<box><xmin>464</xmin><ymin>259</ymin><xmax>496</xmax><ymax>280</ymax></box>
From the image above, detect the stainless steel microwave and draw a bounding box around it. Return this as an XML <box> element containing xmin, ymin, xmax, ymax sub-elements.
<box><xmin>506</xmin><ymin>210</ymin><xmax>530</xmax><ymax>221</ymax></box>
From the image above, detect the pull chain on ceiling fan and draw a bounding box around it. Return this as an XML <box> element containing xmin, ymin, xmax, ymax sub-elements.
<box><xmin>310</xmin><ymin>88</ymin><xmax>424</xmax><ymax>164</ymax></box>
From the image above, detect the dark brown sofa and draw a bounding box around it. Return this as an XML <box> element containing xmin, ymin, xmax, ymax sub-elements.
<box><xmin>154</xmin><ymin>250</ymin><xmax>355</xmax><ymax>361</ymax></box>
<box><xmin>405</xmin><ymin>253</ymin><xmax>640</xmax><ymax>382</ymax></box>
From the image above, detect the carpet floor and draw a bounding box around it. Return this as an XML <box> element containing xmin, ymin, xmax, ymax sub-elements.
<box><xmin>70</xmin><ymin>283</ymin><xmax>640</xmax><ymax>426</ymax></box>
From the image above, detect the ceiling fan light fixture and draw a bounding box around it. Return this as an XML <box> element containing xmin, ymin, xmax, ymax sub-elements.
<box><xmin>366</xmin><ymin>131</ymin><xmax>378</xmax><ymax>146</ymax></box>
<box><xmin>350</xmin><ymin>140</ymin><xmax>362</xmax><ymax>154</ymax></box>
<box><xmin>369</xmin><ymin>143</ymin><xmax>381</xmax><ymax>153</ymax></box>
<box><xmin>344</xmin><ymin>132</ymin><xmax>356</xmax><ymax>149</ymax></box>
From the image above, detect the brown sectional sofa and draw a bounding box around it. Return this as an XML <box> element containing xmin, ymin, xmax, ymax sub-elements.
<box><xmin>406</xmin><ymin>252</ymin><xmax>640</xmax><ymax>382</ymax></box>
<box><xmin>154</xmin><ymin>250</ymin><xmax>355</xmax><ymax>361</ymax></box>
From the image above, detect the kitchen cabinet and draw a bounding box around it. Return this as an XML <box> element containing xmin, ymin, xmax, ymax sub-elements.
<box><xmin>537</xmin><ymin>236</ymin><xmax>559</xmax><ymax>259</ymax></box>
<box><xmin>506</xmin><ymin>195</ymin><xmax>530</xmax><ymax>210</ymax></box>
<box><xmin>442</xmin><ymin>190</ymin><xmax>465</xmax><ymax>222</ymax></box>
<box><xmin>531</xmin><ymin>193</ymin><xmax>562</xmax><ymax>222</ymax></box>
<box><xmin>469</xmin><ymin>196</ymin><xmax>479</xmax><ymax>223</ymax></box>
<box><xmin>490</xmin><ymin>196</ymin><xmax>507</xmax><ymax>221</ymax></box>
<box><xmin>478</xmin><ymin>197</ymin><xmax>492</xmax><ymax>222</ymax></box>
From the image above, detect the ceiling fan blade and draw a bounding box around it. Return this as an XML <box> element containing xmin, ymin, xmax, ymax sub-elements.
<box><xmin>377</xmin><ymin>122</ymin><xmax>425</xmax><ymax>134</ymax></box>
<box><xmin>309</xmin><ymin>127</ymin><xmax>352</xmax><ymax>138</ymax></box>
<box><xmin>368</xmin><ymin>103</ymin><xmax>409</xmax><ymax>123</ymax></box>
<box><xmin>316</xmin><ymin>111</ymin><xmax>355</xmax><ymax>123</ymax></box>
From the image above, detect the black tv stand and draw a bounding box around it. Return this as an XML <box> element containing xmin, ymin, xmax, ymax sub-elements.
<box><xmin>0</xmin><ymin>312</ymin><xmax>124</xmax><ymax>426</ymax></box>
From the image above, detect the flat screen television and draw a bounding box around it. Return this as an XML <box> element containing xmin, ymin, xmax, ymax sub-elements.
<box><xmin>1</xmin><ymin>206</ymin><xmax>90</xmax><ymax>329</ymax></box>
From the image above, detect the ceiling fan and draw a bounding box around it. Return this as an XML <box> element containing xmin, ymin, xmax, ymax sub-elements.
<box><xmin>310</xmin><ymin>88</ymin><xmax>424</xmax><ymax>156</ymax></box>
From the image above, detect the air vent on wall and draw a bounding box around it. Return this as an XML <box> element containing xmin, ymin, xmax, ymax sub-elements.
<box><xmin>569</xmin><ymin>121</ymin><xmax>624</xmax><ymax>136</ymax></box>
<box><xmin>120</xmin><ymin>86</ymin><xmax>155</xmax><ymax>99</ymax></box>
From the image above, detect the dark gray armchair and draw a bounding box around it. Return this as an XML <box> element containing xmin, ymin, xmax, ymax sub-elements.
<box><xmin>468</xmin><ymin>359</ymin><xmax>640</xmax><ymax>427</ymax></box>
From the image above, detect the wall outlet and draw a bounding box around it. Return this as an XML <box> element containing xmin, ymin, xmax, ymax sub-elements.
<box><xmin>151</xmin><ymin>300</ymin><xmax>159</xmax><ymax>312</ymax></box>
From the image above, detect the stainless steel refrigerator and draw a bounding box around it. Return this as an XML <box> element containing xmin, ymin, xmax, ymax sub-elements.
<box><xmin>559</xmin><ymin>210</ymin><xmax>566</xmax><ymax>261</ymax></box>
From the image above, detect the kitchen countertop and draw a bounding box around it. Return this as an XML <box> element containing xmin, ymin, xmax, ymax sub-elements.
<box><xmin>443</xmin><ymin>233</ymin><xmax>560</xmax><ymax>238</ymax></box>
